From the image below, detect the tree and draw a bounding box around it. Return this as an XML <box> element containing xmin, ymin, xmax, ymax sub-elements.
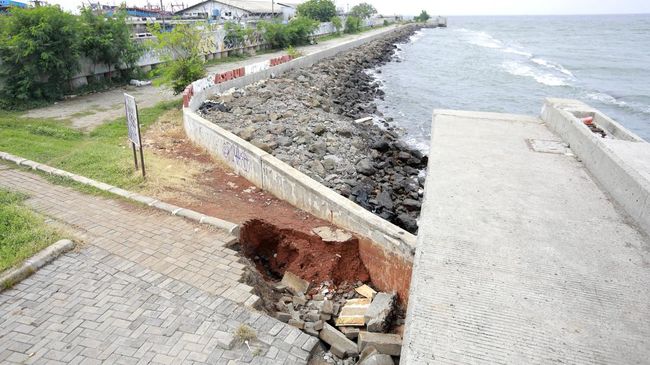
<box><xmin>349</xmin><ymin>3</ymin><xmax>377</xmax><ymax>19</ymax></box>
<box><xmin>79</xmin><ymin>8</ymin><xmax>142</xmax><ymax>80</ymax></box>
<box><xmin>149</xmin><ymin>23</ymin><xmax>208</xmax><ymax>94</ymax></box>
<box><xmin>414</xmin><ymin>10</ymin><xmax>431</xmax><ymax>22</ymax></box>
<box><xmin>223</xmin><ymin>21</ymin><xmax>247</xmax><ymax>49</ymax></box>
<box><xmin>258</xmin><ymin>17</ymin><xmax>317</xmax><ymax>48</ymax></box>
<box><xmin>296</xmin><ymin>0</ymin><xmax>336</xmax><ymax>22</ymax></box>
<box><xmin>344</xmin><ymin>16</ymin><xmax>361</xmax><ymax>34</ymax></box>
<box><xmin>0</xmin><ymin>6</ymin><xmax>81</xmax><ymax>106</ymax></box>
<box><xmin>331</xmin><ymin>16</ymin><xmax>342</xmax><ymax>34</ymax></box>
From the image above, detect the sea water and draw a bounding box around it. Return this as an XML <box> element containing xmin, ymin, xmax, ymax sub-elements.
<box><xmin>376</xmin><ymin>14</ymin><xmax>650</xmax><ymax>151</ymax></box>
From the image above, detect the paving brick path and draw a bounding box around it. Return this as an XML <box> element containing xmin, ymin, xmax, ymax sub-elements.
<box><xmin>0</xmin><ymin>165</ymin><xmax>318</xmax><ymax>364</ymax></box>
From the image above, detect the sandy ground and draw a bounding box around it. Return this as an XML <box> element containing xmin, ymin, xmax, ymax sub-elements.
<box><xmin>23</xmin><ymin>26</ymin><xmax>398</xmax><ymax>131</ymax></box>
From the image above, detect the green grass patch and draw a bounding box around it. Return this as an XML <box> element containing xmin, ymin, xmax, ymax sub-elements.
<box><xmin>0</xmin><ymin>99</ymin><xmax>181</xmax><ymax>191</ymax></box>
<box><xmin>0</xmin><ymin>189</ymin><xmax>62</xmax><ymax>272</ymax></box>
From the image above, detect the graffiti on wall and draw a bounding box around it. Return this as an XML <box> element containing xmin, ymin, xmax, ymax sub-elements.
<box><xmin>222</xmin><ymin>140</ymin><xmax>251</xmax><ymax>173</ymax></box>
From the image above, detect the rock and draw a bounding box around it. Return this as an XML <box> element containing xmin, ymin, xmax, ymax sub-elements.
<box><xmin>319</xmin><ymin>323</ymin><xmax>359</xmax><ymax>359</ymax></box>
<box><xmin>281</xmin><ymin>271</ymin><xmax>310</xmax><ymax>295</ymax></box>
<box><xmin>359</xmin><ymin>354</ymin><xmax>394</xmax><ymax>365</ymax></box>
<box><xmin>304</xmin><ymin>322</ymin><xmax>319</xmax><ymax>336</ymax></box>
<box><xmin>238</xmin><ymin>127</ymin><xmax>255</xmax><ymax>141</ymax></box>
<box><xmin>312</xmin><ymin>226</ymin><xmax>353</xmax><ymax>243</ymax></box>
<box><xmin>251</xmin><ymin>139</ymin><xmax>272</xmax><ymax>153</ymax></box>
<box><xmin>309</xmin><ymin>160</ymin><xmax>326</xmax><ymax>175</ymax></box>
<box><xmin>276</xmin><ymin>312</ymin><xmax>291</xmax><ymax>323</ymax></box>
<box><xmin>304</xmin><ymin>311</ymin><xmax>320</xmax><ymax>322</ymax></box>
<box><xmin>396</xmin><ymin>213</ymin><xmax>418</xmax><ymax>233</ymax></box>
<box><xmin>358</xmin><ymin>346</ymin><xmax>378</xmax><ymax>363</ymax></box>
<box><xmin>364</xmin><ymin>292</ymin><xmax>396</xmax><ymax>332</ymax></box>
<box><xmin>288</xmin><ymin>319</ymin><xmax>305</xmax><ymax>329</ymax></box>
<box><xmin>402</xmin><ymin>198</ymin><xmax>422</xmax><ymax>210</ymax></box>
<box><xmin>314</xmin><ymin>320</ymin><xmax>324</xmax><ymax>331</ymax></box>
<box><xmin>356</xmin><ymin>159</ymin><xmax>376</xmax><ymax>176</ymax></box>
<box><xmin>323</xmin><ymin>158</ymin><xmax>337</xmax><ymax>171</ymax></box>
<box><xmin>376</xmin><ymin>190</ymin><xmax>394</xmax><ymax>211</ymax></box>
<box><xmin>313</xmin><ymin>124</ymin><xmax>327</xmax><ymax>135</ymax></box>
<box><xmin>397</xmin><ymin>151</ymin><xmax>411</xmax><ymax>161</ymax></box>
<box><xmin>321</xmin><ymin>299</ymin><xmax>334</xmax><ymax>314</ymax></box>
<box><xmin>371</xmin><ymin>140</ymin><xmax>390</xmax><ymax>152</ymax></box>
<box><xmin>358</xmin><ymin>332</ymin><xmax>402</xmax><ymax>356</ymax></box>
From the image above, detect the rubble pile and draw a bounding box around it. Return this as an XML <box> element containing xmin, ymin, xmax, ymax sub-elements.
<box><xmin>274</xmin><ymin>271</ymin><xmax>404</xmax><ymax>364</ymax></box>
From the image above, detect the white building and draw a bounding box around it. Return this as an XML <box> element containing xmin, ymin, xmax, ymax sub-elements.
<box><xmin>175</xmin><ymin>0</ymin><xmax>299</xmax><ymax>22</ymax></box>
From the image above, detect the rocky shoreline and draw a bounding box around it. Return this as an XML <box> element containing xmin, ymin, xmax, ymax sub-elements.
<box><xmin>200</xmin><ymin>25</ymin><xmax>427</xmax><ymax>233</ymax></box>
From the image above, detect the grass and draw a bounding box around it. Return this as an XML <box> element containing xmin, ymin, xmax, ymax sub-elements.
<box><xmin>234</xmin><ymin>324</ymin><xmax>257</xmax><ymax>343</ymax></box>
<box><xmin>0</xmin><ymin>189</ymin><xmax>62</xmax><ymax>272</ymax></box>
<box><xmin>0</xmin><ymin>99</ymin><xmax>181</xmax><ymax>191</ymax></box>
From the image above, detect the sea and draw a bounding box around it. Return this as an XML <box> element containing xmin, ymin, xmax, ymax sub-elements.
<box><xmin>375</xmin><ymin>14</ymin><xmax>650</xmax><ymax>151</ymax></box>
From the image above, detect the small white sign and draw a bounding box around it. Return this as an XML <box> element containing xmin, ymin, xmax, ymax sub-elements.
<box><xmin>124</xmin><ymin>93</ymin><xmax>141</xmax><ymax>147</ymax></box>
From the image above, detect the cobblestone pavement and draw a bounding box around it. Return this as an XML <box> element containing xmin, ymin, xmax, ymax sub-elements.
<box><xmin>0</xmin><ymin>165</ymin><xmax>319</xmax><ymax>364</ymax></box>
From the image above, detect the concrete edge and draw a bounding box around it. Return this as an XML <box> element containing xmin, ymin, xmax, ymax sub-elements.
<box><xmin>433</xmin><ymin>109</ymin><xmax>542</xmax><ymax>124</ymax></box>
<box><xmin>540</xmin><ymin>98</ymin><xmax>650</xmax><ymax>236</ymax></box>
<box><xmin>0</xmin><ymin>239</ymin><xmax>75</xmax><ymax>291</ymax></box>
<box><xmin>0</xmin><ymin>152</ymin><xmax>240</xmax><ymax>237</ymax></box>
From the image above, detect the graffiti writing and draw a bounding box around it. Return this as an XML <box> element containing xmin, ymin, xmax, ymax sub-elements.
<box><xmin>222</xmin><ymin>141</ymin><xmax>251</xmax><ymax>173</ymax></box>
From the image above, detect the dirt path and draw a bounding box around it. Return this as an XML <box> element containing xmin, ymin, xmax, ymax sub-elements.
<box><xmin>23</xmin><ymin>26</ymin><xmax>398</xmax><ymax>131</ymax></box>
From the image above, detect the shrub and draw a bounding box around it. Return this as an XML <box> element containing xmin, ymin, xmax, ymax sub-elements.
<box><xmin>0</xmin><ymin>6</ymin><xmax>81</xmax><ymax>106</ymax></box>
<box><xmin>149</xmin><ymin>23</ymin><xmax>207</xmax><ymax>94</ymax></box>
<box><xmin>344</xmin><ymin>16</ymin><xmax>362</xmax><ymax>34</ymax></box>
<box><xmin>224</xmin><ymin>21</ymin><xmax>246</xmax><ymax>49</ymax></box>
<box><xmin>331</xmin><ymin>16</ymin><xmax>342</xmax><ymax>34</ymax></box>
<box><xmin>296</xmin><ymin>0</ymin><xmax>336</xmax><ymax>22</ymax></box>
<box><xmin>258</xmin><ymin>17</ymin><xmax>317</xmax><ymax>48</ymax></box>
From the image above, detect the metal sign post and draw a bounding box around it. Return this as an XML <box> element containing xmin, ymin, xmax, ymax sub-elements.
<box><xmin>124</xmin><ymin>93</ymin><xmax>146</xmax><ymax>178</ymax></box>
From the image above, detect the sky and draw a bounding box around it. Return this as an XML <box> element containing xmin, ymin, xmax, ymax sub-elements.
<box><xmin>47</xmin><ymin>0</ymin><xmax>650</xmax><ymax>16</ymax></box>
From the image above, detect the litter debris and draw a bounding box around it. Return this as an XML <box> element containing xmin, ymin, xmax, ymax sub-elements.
<box><xmin>129</xmin><ymin>79</ymin><xmax>151</xmax><ymax>87</ymax></box>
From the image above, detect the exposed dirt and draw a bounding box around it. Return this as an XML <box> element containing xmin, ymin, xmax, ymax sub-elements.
<box><xmin>239</xmin><ymin>219</ymin><xmax>370</xmax><ymax>284</ymax></box>
<box><xmin>142</xmin><ymin>109</ymin><xmax>329</xmax><ymax>233</ymax></box>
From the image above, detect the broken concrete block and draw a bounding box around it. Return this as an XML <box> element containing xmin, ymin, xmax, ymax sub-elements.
<box><xmin>335</xmin><ymin>298</ymin><xmax>371</xmax><ymax>327</ymax></box>
<box><xmin>281</xmin><ymin>271</ymin><xmax>310</xmax><ymax>295</ymax></box>
<box><xmin>314</xmin><ymin>320</ymin><xmax>324</xmax><ymax>331</ymax></box>
<box><xmin>359</xmin><ymin>354</ymin><xmax>395</xmax><ymax>365</ymax></box>
<box><xmin>319</xmin><ymin>323</ymin><xmax>359</xmax><ymax>359</ymax></box>
<box><xmin>364</xmin><ymin>292</ymin><xmax>395</xmax><ymax>332</ymax></box>
<box><xmin>312</xmin><ymin>294</ymin><xmax>324</xmax><ymax>301</ymax></box>
<box><xmin>358</xmin><ymin>345</ymin><xmax>378</xmax><ymax>363</ymax></box>
<box><xmin>304</xmin><ymin>322</ymin><xmax>319</xmax><ymax>336</ymax></box>
<box><xmin>288</xmin><ymin>319</ymin><xmax>305</xmax><ymax>329</ymax></box>
<box><xmin>339</xmin><ymin>326</ymin><xmax>360</xmax><ymax>340</ymax></box>
<box><xmin>215</xmin><ymin>331</ymin><xmax>236</xmax><ymax>350</ymax></box>
<box><xmin>321</xmin><ymin>299</ymin><xmax>334</xmax><ymax>314</ymax></box>
<box><xmin>312</xmin><ymin>226</ymin><xmax>353</xmax><ymax>243</ymax></box>
<box><xmin>358</xmin><ymin>332</ymin><xmax>402</xmax><ymax>356</ymax></box>
<box><xmin>293</xmin><ymin>295</ymin><xmax>307</xmax><ymax>306</ymax></box>
<box><xmin>276</xmin><ymin>312</ymin><xmax>291</xmax><ymax>323</ymax></box>
<box><xmin>304</xmin><ymin>311</ymin><xmax>320</xmax><ymax>322</ymax></box>
<box><xmin>355</xmin><ymin>284</ymin><xmax>377</xmax><ymax>299</ymax></box>
<box><xmin>320</xmin><ymin>313</ymin><xmax>331</xmax><ymax>321</ymax></box>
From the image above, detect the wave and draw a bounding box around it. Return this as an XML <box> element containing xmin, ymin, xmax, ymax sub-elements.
<box><xmin>409</xmin><ymin>30</ymin><xmax>424</xmax><ymax>43</ymax></box>
<box><xmin>586</xmin><ymin>92</ymin><xmax>628</xmax><ymax>108</ymax></box>
<box><xmin>458</xmin><ymin>28</ymin><xmax>503</xmax><ymax>49</ymax></box>
<box><xmin>502</xmin><ymin>61</ymin><xmax>569</xmax><ymax>87</ymax></box>
<box><xmin>531</xmin><ymin>58</ymin><xmax>575</xmax><ymax>77</ymax></box>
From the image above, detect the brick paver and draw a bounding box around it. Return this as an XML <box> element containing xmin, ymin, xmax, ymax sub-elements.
<box><xmin>0</xmin><ymin>165</ymin><xmax>319</xmax><ymax>363</ymax></box>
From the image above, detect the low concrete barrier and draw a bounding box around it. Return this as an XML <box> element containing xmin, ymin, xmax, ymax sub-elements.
<box><xmin>541</xmin><ymin>98</ymin><xmax>650</xmax><ymax>236</ymax></box>
<box><xmin>183</xmin><ymin>25</ymin><xmax>417</xmax><ymax>301</ymax></box>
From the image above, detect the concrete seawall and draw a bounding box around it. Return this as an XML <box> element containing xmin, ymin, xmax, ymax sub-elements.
<box><xmin>182</xmin><ymin>25</ymin><xmax>418</xmax><ymax>302</ymax></box>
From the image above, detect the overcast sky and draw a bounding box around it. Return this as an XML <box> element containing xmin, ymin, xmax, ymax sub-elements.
<box><xmin>49</xmin><ymin>0</ymin><xmax>650</xmax><ymax>16</ymax></box>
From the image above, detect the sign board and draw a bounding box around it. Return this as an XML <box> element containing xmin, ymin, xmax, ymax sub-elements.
<box><xmin>124</xmin><ymin>93</ymin><xmax>141</xmax><ymax>147</ymax></box>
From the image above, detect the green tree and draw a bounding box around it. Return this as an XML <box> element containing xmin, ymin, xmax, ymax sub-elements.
<box><xmin>223</xmin><ymin>21</ymin><xmax>246</xmax><ymax>49</ymax></box>
<box><xmin>296</xmin><ymin>0</ymin><xmax>336</xmax><ymax>22</ymax></box>
<box><xmin>149</xmin><ymin>23</ymin><xmax>207</xmax><ymax>94</ymax></box>
<box><xmin>79</xmin><ymin>8</ymin><xmax>142</xmax><ymax>80</ymax></box>
<box><xmin>414</xmin><ymin>10</ymin><xmax>431</xmax><ymax>22</ymax></box>
<box><xmin>349</xmin><ymin>3</ymin><xmax>377</xmax><ymax>19</ymax></box>
<box><xmin>344</xmin><ymin>16</ymin><xmax>362</xmax><ymax>34</ymax></box>
<box><xmin>0</xmin><ymin>6</ymin><xmax>81</xmax><ymax>106</ymax></box>
<box><xmin>258</xmin><ymin>17</ymin><xmax>317</xmax><ymax>48</ymax></box>
<box><xmin>331</xmin><ymin>16</ymin><xmax>342</xmax><ymax>33</ymax></box>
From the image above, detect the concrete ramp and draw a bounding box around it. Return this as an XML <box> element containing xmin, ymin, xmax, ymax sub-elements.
<box><xmin>401</xmin><ymin>109</ymin><xmax>650</xmax><ymax>364</ymax></box>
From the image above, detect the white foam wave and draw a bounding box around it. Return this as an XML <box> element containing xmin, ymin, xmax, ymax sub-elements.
<box><xmin>409</xmin><ymin>30</ymin><xmax>424</xmax><ymax>43</ymax></box>
<box><xmin>465</xmin><ymin>30</ymin><xmax>503</xmax><ymax>49</ymax></box>
<box><xmin>502</xmin><ymin>61</ymin><xmax>568</xmax><ymax>87</ymax></box>
<box><xmin>531</xmin><ymin>58</ymin><xmax>575</xmax><ymax>77</ymax></box>
<box><xmin>586</xmin><ymin>92</ymin><xmax>628</xmax><ymax>108</ymax></box>
<box><xmin>504</xmin><ymin>47</ymin><xmax>533</xmax><ymax>57</ymax></box>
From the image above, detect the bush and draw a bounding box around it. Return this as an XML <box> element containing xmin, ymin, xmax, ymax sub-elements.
<box><xmin>331</xmin><ymin>16</ymin><xmax>342</xmax><ymax>34</ymax></box>
<box><xmin>149</xmin><ymin>23</ymin><xmax>207</xmax><ymax>94</ymax></box>
<box><xmin>296</xmin><ymin>0</ymin><xmax>336</xmax><ymax>22</ymax></box>
<box><xmin>0</xmin><ymin>6</ymin><xmax>81</xmax><ymax>106</ymax></box>
<box><xmin>344</xmin><ymin>16</ymin><xmax>362</xmax><ymax>34</ymax></box>
<box><xmin>258</xmin><ymin>17</ymin><xmax>317</xmax><ymax>49</ymax></box>
<box><xmin>224</xmin><ymin>21</ymin><xmax>246</xmax><ymax>49</ymax></box>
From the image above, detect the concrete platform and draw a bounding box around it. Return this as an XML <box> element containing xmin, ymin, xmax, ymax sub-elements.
<box><xmin>401</xmin><ymin>109</ymin><xmax>650</xmax><ymax>364</ymax></box>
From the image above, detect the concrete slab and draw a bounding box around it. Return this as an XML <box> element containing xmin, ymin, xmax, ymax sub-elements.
<box><xmin>402</xmin><ymin>110</ymin><xmax>650</xmax><ymax>364</ymax></box>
